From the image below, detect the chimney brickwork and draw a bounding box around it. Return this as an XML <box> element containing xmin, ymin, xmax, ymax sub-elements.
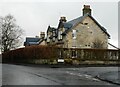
<box><xmin>40</xmin><ymin>32</ymin><xmax>45</xmax><ymax>39</ymax></box>
<box><xmin>83</xmin><ymin>5</ymin><xmax>92</xmax><ymax>16</ymax></box>
<box><xmin>59</xmin><ymin>16</ymin><xmax>67</xmax><ymax>23</ymax></box>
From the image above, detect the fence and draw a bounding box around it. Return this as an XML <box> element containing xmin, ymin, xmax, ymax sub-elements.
<box><xmin>58</xmin><ymin>48</ymin><xmax>119</xmax><ymax>61</ymax></box>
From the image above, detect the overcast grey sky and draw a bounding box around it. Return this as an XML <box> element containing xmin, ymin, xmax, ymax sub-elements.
<box><xmin>0</xmin><ymin>0</ymin><xmax>119</xmax><ymax>48</ymax></box>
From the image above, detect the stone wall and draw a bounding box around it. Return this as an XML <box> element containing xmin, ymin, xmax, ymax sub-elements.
<box><xmin>63</xmin><ymin>16</ymin><xmax>108</xmax><ymax>48</ymax></box>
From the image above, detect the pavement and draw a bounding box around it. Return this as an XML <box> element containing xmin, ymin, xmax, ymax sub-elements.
<box><xmin>65</xmin><ymin>67</ymin><xmax>120</xmax><ymax>85</ymax></box>
<box><xmin>96</xmin><ymin>71</ymin><xmax>120</xmax><ymax>85</ymax></box>
<box><xmin>1</xmin><ymin>64</ymin><xmax>120</xmax><ymax>86</ymax></box>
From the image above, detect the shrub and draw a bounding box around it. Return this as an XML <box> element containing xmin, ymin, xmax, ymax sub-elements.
<box><xmin>2</xmin><ymin>45</ymin><xmax>58</xmax><ymax>64</ymax></box>
<box><xmin>64</xmin><ymin>58</ymin><xmax>72</xmax><ymax>64</ymax></box>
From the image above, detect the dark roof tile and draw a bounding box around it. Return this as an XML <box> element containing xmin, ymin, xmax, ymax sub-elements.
<box><xmin>24</xmin><ymin>37</ymin><xmax>42</xmax><ymax>46</ymax></box>
<box><xmin>66</xmin><ymin>16</ymin><xmax>83</xmax><ymax>27</ymax></box>
<box><xmin>62</xmin><ymin>14</ymin><xmax>110</xmax><ymax>38</ymax></box>
<box><xmin>26</xmin><ymin>37</ymin><xmax>40</xmax><ymax>42</ymax></box>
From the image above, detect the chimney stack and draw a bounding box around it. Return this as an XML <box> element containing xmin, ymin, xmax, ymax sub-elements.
<box><xmin>59</xmin><ymin>16</ymin><xmax>67</xmax><ymax>23</ymax></box>
<box><xmin>82</xmin><ymin>5</ymin><xmax>92</xmax><ymax>16</ymax></box>
<box><xmin>40</xmin><ymin>32</ymin><xmax>45</xmax><ymax>39</ymax></box>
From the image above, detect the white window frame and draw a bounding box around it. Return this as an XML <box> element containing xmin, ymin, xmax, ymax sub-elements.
<box><xmin>72</xmin><ymin>30</ymin><xmax>77</xmax><ymax>39</ymax></box>
<box><xmin>58</xmin><ymin>30</ymin><xmax>62</xmax><ymax>40</ymax></box>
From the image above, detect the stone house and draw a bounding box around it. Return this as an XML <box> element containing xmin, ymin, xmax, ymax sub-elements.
<box><xmin>24</xmin><ymin>5</ymin><xmax>110</xmax><ymax>49</ymax></box>
<box><xmin>46</xmin><ymin>5</ymin><xmax>110</xmax><ymax>49</ymax></box>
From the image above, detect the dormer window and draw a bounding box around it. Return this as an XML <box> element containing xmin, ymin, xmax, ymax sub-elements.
<box><xmin>47</xmin><ymin>34</ymin><xmax>50</xmax><ymax>42</ymax></box>
<box><xmin>53</xmin><ymin>31</ymin><xmax>56</xmax><ymax>37</ymax></box>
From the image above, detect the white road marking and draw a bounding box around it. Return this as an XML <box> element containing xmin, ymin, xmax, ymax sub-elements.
<box><xmin>66</xmin><ymin>71</ymin><xmax>100</xmax><ymax>82</ymax></box>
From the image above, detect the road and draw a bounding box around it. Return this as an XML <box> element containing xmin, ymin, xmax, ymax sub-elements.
<box><xmin>1</xmin><ymin>64</ymin><xmax>120</xmax><ymax>86</ymax></box>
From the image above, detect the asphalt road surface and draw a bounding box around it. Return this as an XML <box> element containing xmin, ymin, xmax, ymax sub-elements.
<box><xmin>1</xmin><ymin>64</ymin><xmax>120</xmax><ymax>86</ymax></box>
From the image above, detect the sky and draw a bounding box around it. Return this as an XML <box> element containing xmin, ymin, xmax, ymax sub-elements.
<box><xmin>0</xmin><ymin>0</ymin><xmax>119</xmax><ymax>48</ymax></box>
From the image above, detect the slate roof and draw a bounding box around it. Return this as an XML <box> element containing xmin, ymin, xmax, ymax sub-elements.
<box><xmin>24</xmin><ymin>37</ymin><xmax>41</xmax><ymax>46</ymax></box>
<box><xmin>65</xmin><ymin>16</ymin><xmax>83</xmax><ymax>28</ymax></box>
<box><xmin>62</xmin><ymin>14</ymin><xmax>110</xmax><ymax>38</ymax></box>
<box><xmin>47</xmin><ymin>25</ymin><xmax>58</xmax><ymax>38</ymax></box>
<box><xmin>47</xmin><ymin>26</ymin><xmax>57</xmax><ymax>33</ymax></box>
<box><xmin>63</xmin><ymin>23</ymin><xmax>72</xmax><ymax>29</ymax></box>
<box><xmin>26</xmin><ymin>37</ymin><xmax>40</xmax><ymax>42</ymax></box>
<box><xmin>47</xmin><ymin>26</ymin><xmax>53</xmax><ymax>33</ymax></box>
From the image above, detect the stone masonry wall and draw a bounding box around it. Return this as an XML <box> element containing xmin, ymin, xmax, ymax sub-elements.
<box><xmin>63</xmin><ymin>16</ymin><xmax>108</xmax><ymax>48</ymax></box>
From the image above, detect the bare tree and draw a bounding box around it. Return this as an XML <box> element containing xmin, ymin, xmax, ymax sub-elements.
<box><xmin>92</xmin><ymin>39</ymin><xmax>104</xmax><ymax>49</ymax></box>
<box><xmin>0</xmin><ymin>14</ymin><xmax>24</xmax><ymax>53</ymax></box>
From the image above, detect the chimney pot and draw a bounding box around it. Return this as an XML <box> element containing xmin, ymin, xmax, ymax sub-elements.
<box><xmin>83</xmin><ymin>5</ymin><xmax>92</xmax><ymax>16</ymax></box>
<box><xmin>60</xmin><ymin>16</ymin><xmax>67</xmax><ymax>22</ymax></box>
<box><xmin>84</xmin><ymin>5</ymin><xmax>90</xmax><ymax>9</ymax></box>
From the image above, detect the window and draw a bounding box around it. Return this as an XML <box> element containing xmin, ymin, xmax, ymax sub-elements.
<box><xmin>53</xmin><ymin>31</ymin><xmax>56</xmax><ymax>36</ymax></box>
<box><xmin>60</xmin><ymin>31</ymin><xmax>62</xmax><ymax>39</ymax></box>
<box><xmin>72</xmin><ymin>50</ymin><xmax>77</xmax><ymax>58</ymax></box>
<box><xmin>53</xmin><ymin>37</ymin><xmax>55</xmax><ymax>42</ymax></box>
<box><xmin>47</xmin><ymin>35</ymin><xmax>50</xmax><ymax>42</ymax></box>
<box><xmin>72</xmin><ymin>30</ymin><xmax>77</xmax><ymax>39</ymax></box>
<box><xmin>58</xmin><ymin>31</ymin><xmax>60</xmax><ymax>40</ymax></box>
<box><xmin>62</xmin><ymin>28</ymin><xmax>65</xmax><ymax>32</ymax></box>
<box><xmin>58</xmin><ymin>30</ymin><xmax>62</xmax><ymax>40</ymax></box>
